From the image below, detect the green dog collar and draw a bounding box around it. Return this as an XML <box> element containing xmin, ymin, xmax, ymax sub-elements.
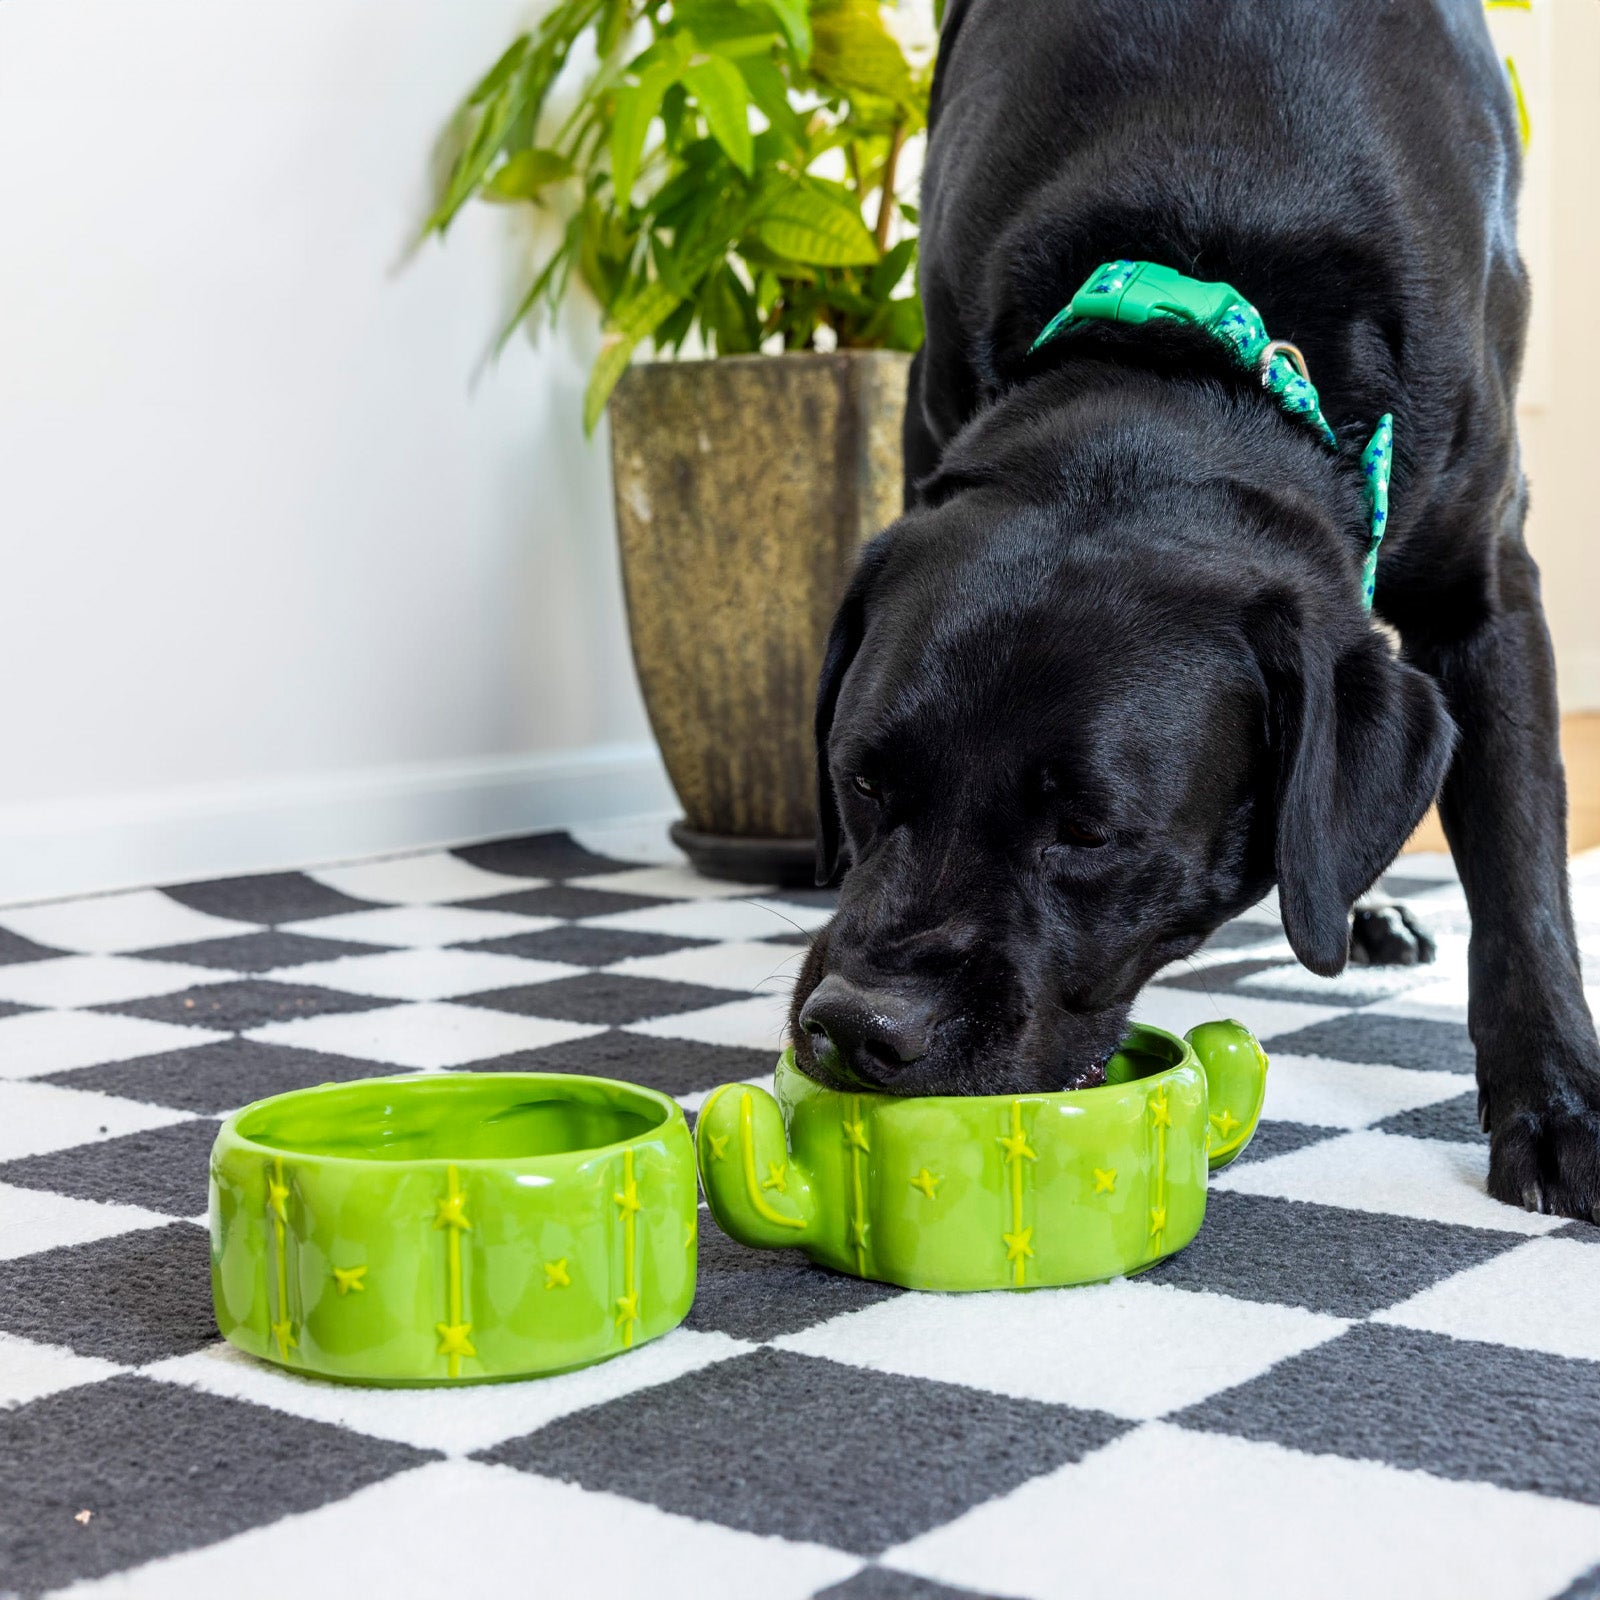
<box><xmin>1032</xmin><ymin>260</ymin><xmax>1392</xmax><ymax>610</ymax></box>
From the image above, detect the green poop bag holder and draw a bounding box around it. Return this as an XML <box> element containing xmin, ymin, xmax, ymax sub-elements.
<box><xmin>696</xmin><ymin>1020</ymin><xmax>1267</xmax><ymax>1291</ymax></box>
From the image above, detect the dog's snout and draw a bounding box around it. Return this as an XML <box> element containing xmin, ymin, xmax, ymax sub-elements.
<box><xmin>798</xmin><ymin>975</ymin><xmax>933</xmax><ymax>1087</ymax></box>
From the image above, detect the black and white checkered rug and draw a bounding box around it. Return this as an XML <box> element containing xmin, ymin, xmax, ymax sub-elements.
<box><xmin>3</xmin><ymin>827</ymin><xmax>1599</xmax><ymax>1600</ymax></box>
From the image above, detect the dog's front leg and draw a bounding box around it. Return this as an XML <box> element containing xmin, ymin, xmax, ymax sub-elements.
<box><xmin>1410</xmin><ymin>534</ymin><xmax>1600</xmax><ymax>1219</ymax></box>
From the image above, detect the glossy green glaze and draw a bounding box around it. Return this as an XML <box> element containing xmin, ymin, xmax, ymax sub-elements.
<box><xmin>210</xmin><ymin>1073</ymin><xmax>696</xmax><ymax>1384</ymax></box>
<box><xmin>696</xmin><ymin>1021</ymin><xmax>1267</xmax><ymax>1291</ymax></box>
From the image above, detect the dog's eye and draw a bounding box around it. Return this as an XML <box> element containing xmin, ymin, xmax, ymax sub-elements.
<box><xmin>1059</xmin><ymin>820</ymin><xmax>1108</xmax><ymax>849</ymax></box>
<box><xmin>851</xmin><ymin>775</ymin><xmax>883</xmax><ymax>802</ymax></box>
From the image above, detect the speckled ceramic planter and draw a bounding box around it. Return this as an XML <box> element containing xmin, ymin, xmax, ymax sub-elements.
<box><xmin>608</xmin><ymin>350</ymin><xmax>910</xmax><ymax>885</ymax></box>
<box><xmin>696</xmin><ymin>1021</ymin><xmax>1268</xmax><ymax>1292</ymax></box>
<box><xmin>209</xmin><ymin>1073</ymin><xmax>697</xmax><ymax>1385</ymax></box>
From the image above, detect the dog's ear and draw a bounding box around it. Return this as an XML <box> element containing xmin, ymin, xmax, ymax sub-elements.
<box><xmin>1252</xmin><ymin>597</ymin><xmax>1456</xmax><ymax>975</ymax></box>
<box><xmin>814</xmin><ymin>550</ymin><xmax>884</xmax><ymax>886</ymax></box>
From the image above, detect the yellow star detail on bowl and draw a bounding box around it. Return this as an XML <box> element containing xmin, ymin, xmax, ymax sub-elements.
<box><xmin>332</xmin><ymin>1265</ymin><xmax>367</xmax><ymax>1296</ymax></box>
<box><xmin>270</xmin><ymin>1318</ymin><xmax>296</xmax><ymax>1356</ymax></box>
<box><xmin>685</xmin><ymin>1215</ymin><xmax>698</xmax><ymax>1250</ymax></box>
<box><xmin>761</xmin><ymin>1161</ymin><xmax>788</xmax><ymax>1193</ymax></box>
<box><xmin>998</xmin><ymin>1129</ymin><xmax>1037</xmax><ymax>1163</ymax></box>
<box><xmin>1002</xmin><ymin>1228</ymin><xmax>1035</xmax><ymax>1262</ymax></box>
<box><xmin>843</xmin><ymin>1118</ymin><xmax>870</xmax><ymax>1152</ymax></box>
<box><xmin>266</xmin><ymin>1178</ymin><xmax>290</xmax><ymax>1221</ymax></box>
<box><xmin>613</xmin><ymin>1182</ymin><xmax>641</xmax><ymax>1218</ymax></box>
<box><xmin>1149</xmin><ymin>1206</ymin><xmax>1167</xmax><ymax>1234</ymax></box>
<box><xmin>706</xmin><ymin>1131</ymin><xmax>729</xmax><ymax>1162</ymax></box>
<box><xmin>1149</xmin><ymin>1093</ymin><xmax>1172</xmax><ymax>1128</ymax></box>
<box><xmin>1092</xmin><ymin>1167</ymin><xmax>1116</xmax><ymax>1194</ymax></box>
<box><xmin>1210</xmin><ymin>1107</ymin><xmax>1241</xmax><ymax>1140</ymax></box>
<box><xmin>543</xmin><ymin>1258</ymin><xmax>570</xmax><ymax>1289</ymax></box>
<box><xmin>436</xmin><ymin>1322</ymin><xmax>475</xmax><ymax>1359</ymax></box>
<box><xmin>911</xmin><ymin>1167</ymin><xmax>941</xmax><ymax>1199</ymax></box>
<box><xmin>435</xmin><ymin>1192</ymin><xmax>472</xmax><ymax>1231</ymax></box>
<box><xmin>615</xmin><ymin>1293</ymin><xmax>640</xmax><ymax>1332</ymax></box>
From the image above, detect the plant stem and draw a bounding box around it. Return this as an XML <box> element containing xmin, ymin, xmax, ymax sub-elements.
<box><xmin>847</xmin><ymin>143</ymin><xmax>864</xmax><ymax>199</ymax></box>
<box><xmin>874</xmin><ymin>120</ymin><xmax>906</xmax><ymax>251</ymax></box>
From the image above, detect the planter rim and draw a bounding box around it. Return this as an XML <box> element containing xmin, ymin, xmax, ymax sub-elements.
<box><xmin>619</xmin><ymin>348</ymin><xmax>914</xmax><ymax>375</ymax></box>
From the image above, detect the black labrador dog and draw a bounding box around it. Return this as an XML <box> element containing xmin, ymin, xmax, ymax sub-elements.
<box><xmin>789</xmin><ymin>0</ymin><xmax>1600</xmax><ymax>1220</ymax></box>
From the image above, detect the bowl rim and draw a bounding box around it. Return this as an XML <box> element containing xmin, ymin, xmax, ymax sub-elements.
<box><xmin>215</xmin><ymin>1070</ymin><xmax>690</xmax><ymax>1173</ymax></box>
<box><xmin>775</xmin><ymin>1020</ymin><xmax>1199</xmax><ymax>1114</ymax></box>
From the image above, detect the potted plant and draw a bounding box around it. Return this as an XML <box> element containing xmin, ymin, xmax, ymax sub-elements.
<box><xmin>428</xmin><ymin>0</ymin><xmax>930</xmax><ymax>883</ymax></box>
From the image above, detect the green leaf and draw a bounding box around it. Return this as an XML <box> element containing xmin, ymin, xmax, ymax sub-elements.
<box><xmin>482</xmin><ymin>147</ymin><xmax>574</xmax><ymax>201</ymax></box>
<box><xmin>752</xmin><ymin>180</ymin><xmax>878</xmax><ymax>265</ymax></box>
<box><xmin>673</xmin><ymin>0</ymin><xmax>782</xmax><ymax>52</ymax></box>
<box><xmin>656</xmin><ymin>297</ymin><xmax>698</xmax><ymax>352</ymax></box>
<box><xmin>738</xmin><ymin>57</ymin><xmax>806</xmax><ymax>151</ymax></box>
<box><xmin>596</xmin><ymin>0</ymin><xmax>631</xmax><ymax>58</ymax></box>
<box><xmin>701</xmin><ymin>263</ymin><xmax>760</xmax><ymax>353</ymax></box>
<box><xmin>584</xmin><ymin>280</ymin><xmax>684</xmax><ymax>432</ymax></box>
<box><xmin>881</xmin><ymin>294</ymin><xmax>924</xmax><ymax>351</ymax></box>
<box><xmin>611</xmin><ymin>60</ymin><xmax>679</xmax><ymax>203</ymax></box>
<box><xmin>683</xmin><ymin>56</ymin><xmax>753</xmax><ymax>175</ymax></box>
<box><xmin>467</xmin><ymin>33</ymin><xmax>531</xmax><ymax>106</ymax></box>
<box><xmin>660</xmin><ymin>81</ymin><xmax>688</xmax><ymax>149</ymax></box>
<box><xmin>868</xmin><ymin>235</ymin><xmax>916</xmax><ymax>299</ymax></box>
<box><xmin>495</xmin><ymin>209</ymin><xmax>586</xmax><ymax>353</ymax></box>
<box><xmin>763</xmin><ymin>0</ymin><xmax>811</xmax><ymax>60</ymax></box>
<box><xmin>809</xmin><ymin>0</ymin><xmax>915</xmax><ymax>107</ymax></box>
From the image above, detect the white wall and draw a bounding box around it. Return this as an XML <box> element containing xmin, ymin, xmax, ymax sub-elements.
<box><xmin>0</xmin><ymin>1</ymin><xmax>1592</xmax><ymax>906</ymax></box>
<box><xmin>0</xmin><ymin>0</ymin><xmax>671</xmax><ymax>904</ymax></box>
<box><xmin>1497</xmin><ymin>0</ymin><xmax>1600</xmax><ymax>710</ymax></box>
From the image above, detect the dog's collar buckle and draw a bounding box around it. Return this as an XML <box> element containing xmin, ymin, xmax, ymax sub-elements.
<box><xmin>1031</xmin><ymin>259</ymin><xmax>1392</xmax><ymax>611</ymax></box>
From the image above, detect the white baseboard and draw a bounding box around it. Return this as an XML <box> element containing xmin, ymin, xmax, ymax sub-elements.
<box><xmin>0</xmin><ymin>742</ymin><xmax>677</xmax><ymax>907</ymax></box>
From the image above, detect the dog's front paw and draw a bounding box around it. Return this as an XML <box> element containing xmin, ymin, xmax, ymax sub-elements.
<box><xmin>1484</xmin><ymin>1066</ymin><xmax>1600</xmax><ymax>1222</ymax></box>
<box><xmin>1348</xmin><ymin>903</ymin><xmax>1436</xmax><ymax>967</ymax></box>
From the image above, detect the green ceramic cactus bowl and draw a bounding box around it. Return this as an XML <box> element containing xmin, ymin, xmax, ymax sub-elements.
<box><xmin>696</xmin><ymin>1020</ymin><xmax>1267</xmax><ymax>1292</ymax></box>
<box><xmin>210</xmin><ymin>1072</ymin><xmax>697</xmax><ymax>1385</ymax></box>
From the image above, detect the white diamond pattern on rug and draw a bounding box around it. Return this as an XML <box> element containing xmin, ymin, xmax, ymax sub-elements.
<box><xmin>0</xmin><ymin>1010</ymin><xmax>227</xmax><ymax>1080</ymax></box>
<box><xmin>245</xmin><ymin>1001</ymin><xmax>604</xmax><ymax>1070</ymax></box>
<box><xmin>0</xmin><ymin>890</ymin><xmax>259</xmax><ymax>954</ymax></box>
<box><xmin>0</xmin><ymin>955</ymin><xmax>233</xmax><ymax>1010</ymax></box>
<box><xmin>5</xmin><ymin>830</ymin><xmax>1600</xmax><ymax>1600</ymax></box>
<box><xmin>308</xmin><ymin>852</ymin><xmax>546</xmax><ymax>905</ymax></box>
<box><xmin>882</xmin><ymin>1423</ymin><xmax>1600</xmax><ymax>1600</ymax></box>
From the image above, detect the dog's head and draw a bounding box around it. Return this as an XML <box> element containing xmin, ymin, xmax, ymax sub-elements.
<box><xmin>790</xmin><ymin>455</ymin><xmax>1454</xmax><ymax>1097</ymax></box>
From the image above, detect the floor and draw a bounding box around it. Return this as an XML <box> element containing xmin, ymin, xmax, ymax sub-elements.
<box><xmin>1405</xmin><ymin>710</ymin><xmax>1600</xmax><ymax>854</ymax></box>
<box><xmin>2</xmin><ymin>829</ymin><xmax>1600</xmax><ymax>1600</ymax></box>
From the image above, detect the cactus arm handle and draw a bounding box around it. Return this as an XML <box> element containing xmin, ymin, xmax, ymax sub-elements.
<box><xmin>740</xmin><ymin>1092</ymin><xmax>808</xmax><ymax>1229</ymax></box>
<box><xmin>695</xmin><ymin>1080</ymin><xmax>816</xmax><ymax>1248</ymax></box>
<box><xmin>1184</xmin><ymin>1019</ymin><xmax>1270</xmax><ymax>1172</ymax></box>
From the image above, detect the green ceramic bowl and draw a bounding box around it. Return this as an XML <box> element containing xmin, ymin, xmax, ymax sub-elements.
<box><xmin>696</xmin><ymin>1021</ymin><xmax>1267</xmax><ymax>1292</ymax></box>
<box><xmin>210</xmin><ymin>1072</ymin><xmax>696</xmax><ymax>1384</ymax></box>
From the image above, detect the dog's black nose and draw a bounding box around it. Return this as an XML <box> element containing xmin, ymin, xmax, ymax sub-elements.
<box><xmin>798</xmin><ymin>975</ymin><xmax>933</xmax><ymax>1086</ymax></box>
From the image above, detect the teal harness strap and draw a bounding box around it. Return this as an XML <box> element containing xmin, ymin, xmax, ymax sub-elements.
<box><xmin>1031</xmin><ymin>259</ymin><xmax>1393</xmax><ymax>611</ymax></box>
